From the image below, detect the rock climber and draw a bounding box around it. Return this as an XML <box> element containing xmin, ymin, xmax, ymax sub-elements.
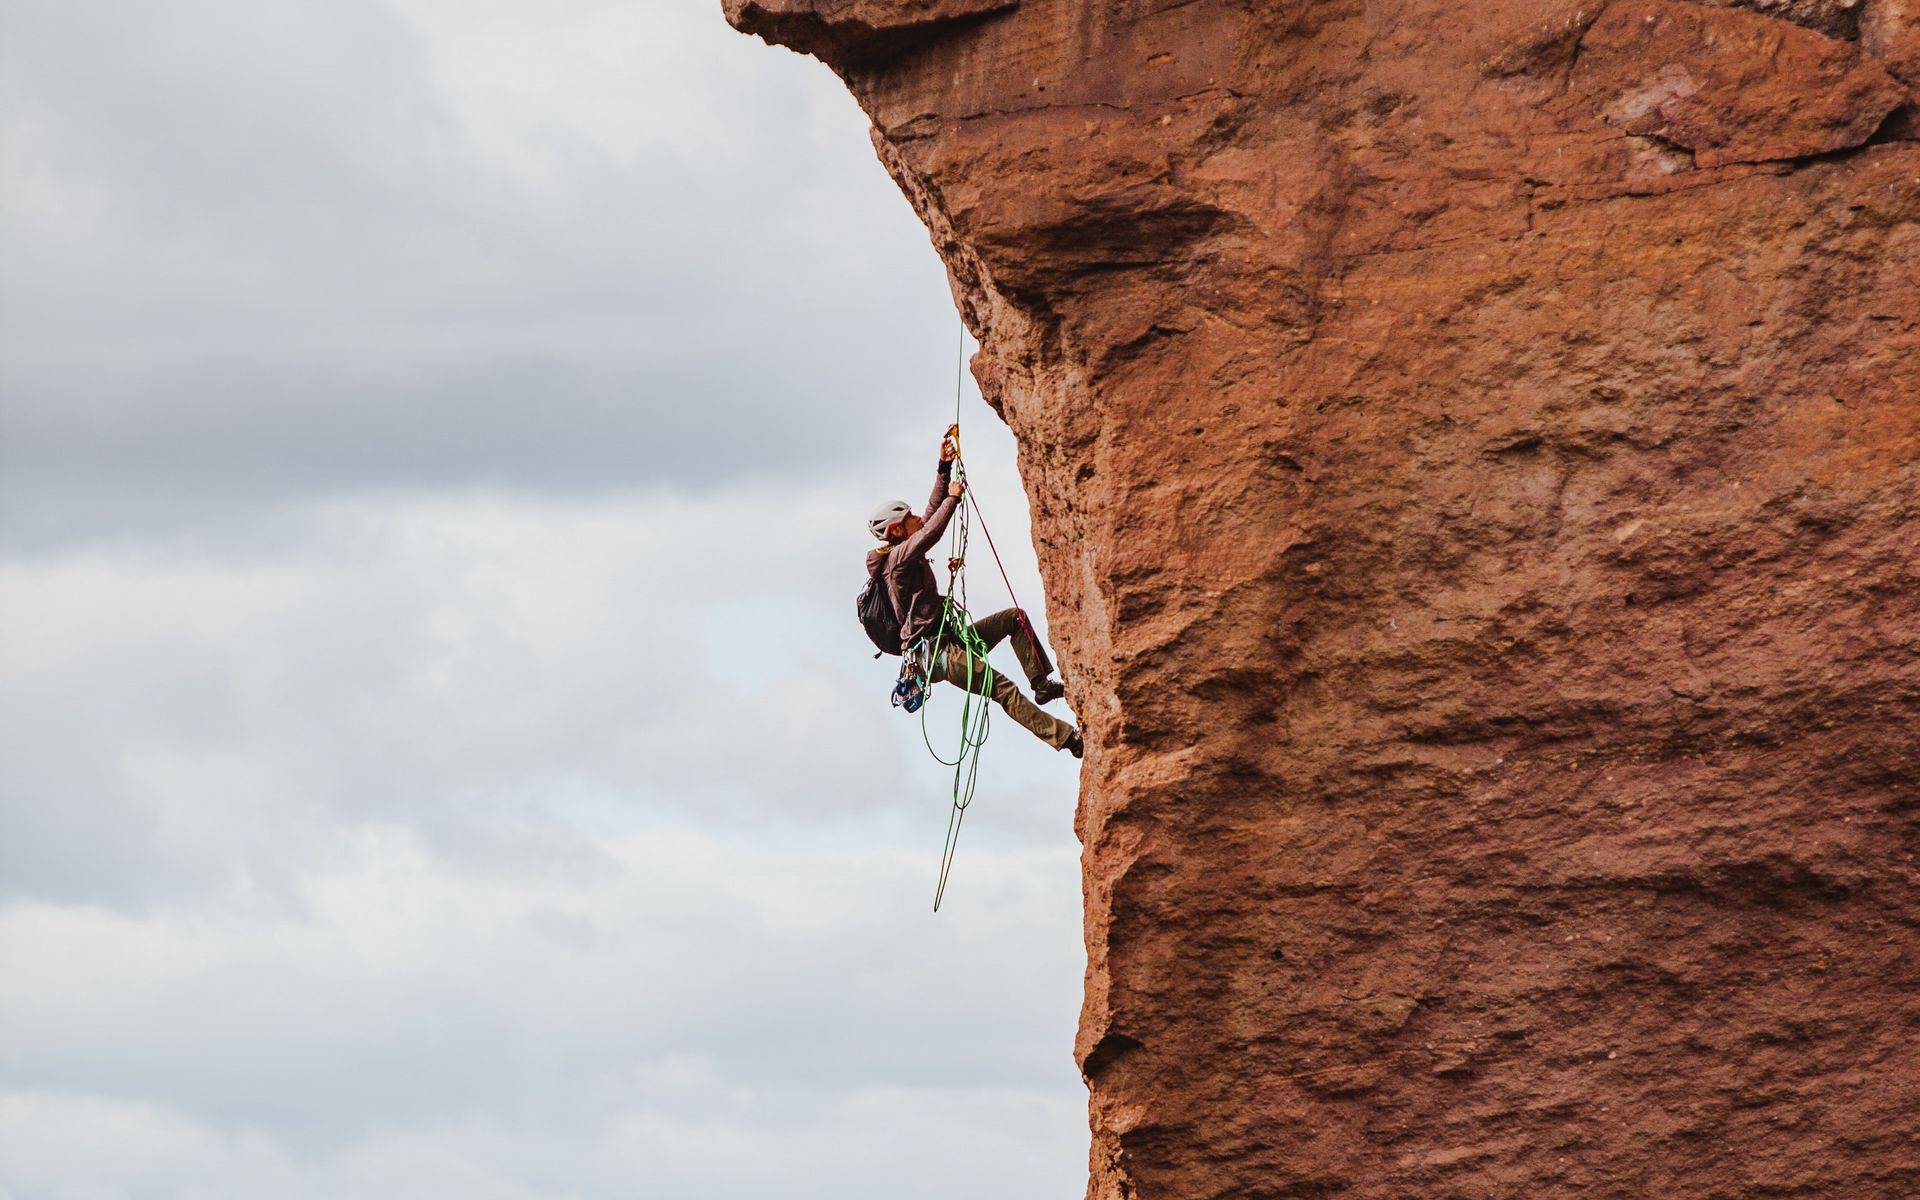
<box><xmin>863</xmin><ymin>433</ymin><xmax>1083</xmax><ymax>759</ymax></box>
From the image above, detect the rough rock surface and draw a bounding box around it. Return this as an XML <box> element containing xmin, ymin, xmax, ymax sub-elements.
<box><xmin>726</xmin><ymin>1</ymin><xmax>1920</xmax><ymax>1195</ymax></box>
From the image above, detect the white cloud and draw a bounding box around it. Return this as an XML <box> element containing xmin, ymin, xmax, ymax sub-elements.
<box><xmin>0</xmin><ymin>481</ymin><xmax>1085</xmax><ymax>1192</ymax></box>
<box><xmin>1</xmin><ymin>1079</ymin><xmax>1086</xmax><ymax>1200</ymax></box>
<box><xmin>0</xmin><ymin>825</ymin><xmax>1085</xmax><ymax>1197</ymax></box>
<box><xmin>0</xmin><ymin>472</ymin><xmax>1071</xmax><ymax>896</ymax></box>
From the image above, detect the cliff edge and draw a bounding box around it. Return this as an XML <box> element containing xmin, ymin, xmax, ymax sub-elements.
<box><xmin>725</xmin><ymin>1</ymin><xmax>1920</xmax><ymax>1194</ymax></box>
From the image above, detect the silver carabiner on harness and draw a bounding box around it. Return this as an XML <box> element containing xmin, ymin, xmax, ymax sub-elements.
<box><xmin>891</xmin><ymin>638</ymin><xmax>933</xmax><ymax>713</ymax></box>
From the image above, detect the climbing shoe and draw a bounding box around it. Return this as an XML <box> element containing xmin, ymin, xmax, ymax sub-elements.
<box><xmin>1032</xmin><ymin>677</ymin><xmax>1066</xmax><ymax>705</ymax></box>
<box><xmin>1064</xmin><ymin>730</ymin><xmax>1084</xmax><ymax>759</ymax></box>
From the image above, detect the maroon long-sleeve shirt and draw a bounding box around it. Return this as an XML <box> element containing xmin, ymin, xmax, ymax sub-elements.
<box><xmin>866</xmin><ymin>457</ymin><xmax>957</xmax><ymax>652</ymax></box>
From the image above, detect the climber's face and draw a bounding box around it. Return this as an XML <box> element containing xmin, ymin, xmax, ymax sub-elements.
<box><xmin>892</xmin><ymin>512</ymin><xmax>924</xmax><ymax>541</ymax></box>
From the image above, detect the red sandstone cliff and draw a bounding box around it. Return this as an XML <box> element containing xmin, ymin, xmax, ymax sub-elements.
<box><xmin>725</xmin><ymin>1</ymin><xmax>1920</xmax><ymax>1194</ymax></box>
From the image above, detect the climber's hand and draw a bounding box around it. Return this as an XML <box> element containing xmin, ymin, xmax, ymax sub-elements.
<box><xmin>948</xmin><ymin>479</ymin><xmax>966</xmax><ymax>498</ymax></box>
<box><xmin>940</xmin><ymin>433</ymin><xmax>960</xmax><ymax>462</ymax></box>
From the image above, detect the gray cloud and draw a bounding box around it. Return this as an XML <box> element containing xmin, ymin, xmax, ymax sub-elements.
<box><xmin>0</xmin><ymin>0</ymin><xmax>964</xmax><ymax>549</ymax></box>
<box><xmin>0</xmin><ymin>469</ymin><xmax>1069</xmax><ymax>907</ymax></box>
<box><xmin>0</xmin><ymin>830</ymin><xmax>1087</xmax><ymax>1193</ymax></box>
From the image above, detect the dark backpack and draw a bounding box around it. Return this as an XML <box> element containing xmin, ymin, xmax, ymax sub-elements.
<box><xmin>857</xmin><ymin>555</ymin><xmax>903</xmax><ymax>656</ymax></box>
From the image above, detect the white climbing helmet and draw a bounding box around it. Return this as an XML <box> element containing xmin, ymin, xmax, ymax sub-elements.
<box><xmin>868</xmin><ymin>499</ymin><xmax>913</xmax><ymax>540</ymax></box>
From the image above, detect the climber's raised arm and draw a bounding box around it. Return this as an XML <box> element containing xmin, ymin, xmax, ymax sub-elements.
<box><xmin>922</xmin><ymin>448</ymin><xmax>955</xmax><ymax>525</ymax></box>
<box><xmin>896</xmin><ymin>477</ymin><xmax>962</xmax><ymax>565</ymax></box>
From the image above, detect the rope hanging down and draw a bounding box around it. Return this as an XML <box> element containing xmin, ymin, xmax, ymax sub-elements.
<box><xmin>920</xmin><ymin>504</ymin><xmax>990</xmax><ymax>911</ymax></box>
<box><xmin>916</xmin><ymin>331</ymin><xmax>1042</xmax><ymax>912</ymax></box>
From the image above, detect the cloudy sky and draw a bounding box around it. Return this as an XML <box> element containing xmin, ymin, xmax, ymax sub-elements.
<box><xmin>0</xmin><ymin>1</ymin><xmax>1088</xmax><ymax>1195</ymax></box>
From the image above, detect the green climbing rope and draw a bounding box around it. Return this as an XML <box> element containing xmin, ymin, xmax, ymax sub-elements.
<box><xmin>918</xmin><ymin>470</ymin><xmax>995</xmax><ymax>911</ymax></box>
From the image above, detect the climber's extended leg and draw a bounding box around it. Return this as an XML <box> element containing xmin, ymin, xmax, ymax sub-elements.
<box><xmin>932</xmin><ymin>642</ymin><xmax>1078</xmax><ymax>752</ymax></box>
<box><xmin>967</xmin><ymin>607</ymin><xmax>1065</xmax><ymax>702</ymax></box>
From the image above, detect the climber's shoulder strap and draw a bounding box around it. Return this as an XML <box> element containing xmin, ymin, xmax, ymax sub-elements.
<box><xmin>858</xmin><ymin>547</ymin><xmax>904</xmax><ymax>658</ymax></box>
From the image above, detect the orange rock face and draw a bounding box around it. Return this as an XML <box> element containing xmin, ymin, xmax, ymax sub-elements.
<box><xmin>726</xmin><ymin>1</ymin><xmax>1920</xmax><ymax>1195</ymax></box>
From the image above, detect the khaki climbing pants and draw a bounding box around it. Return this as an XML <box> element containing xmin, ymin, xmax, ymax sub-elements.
<box><xmin>927</xmin><ymin>607</ymin><xmax>1077</xmax><ymax>751</ymax></box>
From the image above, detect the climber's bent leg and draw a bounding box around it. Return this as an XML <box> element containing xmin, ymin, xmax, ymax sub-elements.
<box><xmin>968</xmin><ymin>607</ymin><xmax>1018</xmax><ymax>652</ymax></box>
<box><xmin>968</xmin><ymin>607</ymin><xmax>1052</xmax><ymax>687</ymax></box>
<box><xmin>934</xmin><ymin>644</ymin><xmax>1077</xmax><ymax>751</ymax></box>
